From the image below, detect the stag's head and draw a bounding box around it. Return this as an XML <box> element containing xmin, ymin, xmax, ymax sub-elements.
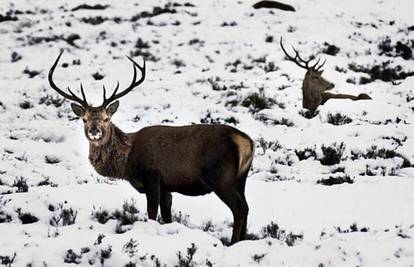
<box><xmin>280</xmin><ymin>37</ymin><xmax>334</xmax><ymax>92</ymax></box>
<box><xmin>48</xmin><ymin>51</ymin><xmax>145</xmax><ymax>145</ymax></box>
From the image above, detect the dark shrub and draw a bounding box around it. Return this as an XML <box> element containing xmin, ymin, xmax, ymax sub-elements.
<box><xmin>39</xmin><ymin>94</ymin><xmax>65</xmax><ymax>107</ymax></box>
<box><xmin>19</xmin><ymin>101</ymin><xmax>33</xmax><ymax>109</ymax></box>
<box><xmin>130</xmin><ymin>49</ymin><xmax>158</xmax><ymax>62</ymax></box>
<box><xmin>122</xmin><ymin>238</ymin><xmax>138</xmax><ymax>258</ymax></box>
<box><xmin>50</xmin><ymin>204</ymin><xmax>78</xmax><ymax>226</ymax></box>
<box><xmin>91</xmin><ymin>207</ymin><xmax>111</xmax><ymax>224</ymax></box>
<box><xmin>13</xmin><ymin>177</ymin><xmax>28</xmax><ymax>193</ymax></box>
<box><xmin>252</xmin><ymin>254</ymin><xmax>266</xmax><ymax>263</ymax></box>
<box><xmin>176</xmin><ymin>243</ymin><xmax>197</xmax><ymax>267</ymax></box>
<box><xmin>257</xmin><ymin>137</ymin><xmax>282</xmax><ymax>154</ymax></box>
<box><xmin>261</xmin><ymin>221</ymin><xmax>284</xmax><ymax>240</ymax></box>
<box><xmin>37</xmin><ymin>177</ymin><xmax>58</xmax><ymax>187</ymax></box>
<box><xmin>130</xmin><ymin>4</ymin><xmax>177</xmax><ymax>21</ymax></box>
<box><xmin>295</xmin><ymin>147</ymin><xmax>316</xmax><ymax>160</ymax></box>
<box><xmin>317</xmin><ymin>175</ymin><xmax>354</xmax><ymax>186</ymax></box>
<box><xmin>202</xmin><ymin>219</ymin><xmax>215</xmax><ymax>232</ymax></box>
<box><xmin>351</xmin><ymin>145</ymin><xmax>411</xmax><ymax>168</ymax></box>
<box><xmin>18</xmin><ymin>211</ymin><xmax>38</xmax><ymax>224</ymax></box>
<box><xmin>265</xmin><ymin>36</ymin><xmax>273</xmax><ymax>43</ymax></box>
<box><xmin>92</xmin><ymin>72</ymin><xmax>104</xmax><ymax>80</ymax></box>
<box><xmin>261</xmin><ymin>221</ymin><xmax>303</xmax><ymax>246</ymax></box>
<box><xmin>71</xmin><ymin>4</ymin><xmax>108</xmax><ymax>11</ymax></box>
<box><xmin>45</xmin><ymin>155</ymin><xmax>60</xmax><ymax>164</ymax></box>
<box><xmin>23</xmin><ymin>68</ymin><xmax>40</xmax><ymax>78</ymax></box>
<box><xmin>135</xmin><ymin>38</ymin><xmax>150</xmax><ymax>49</ymax></box>
<box><xmin>11</xmin><ymin>52</ymin><xmax>22</xmax><ymax>62</ymax></box>
<box><xmin>0</xmin><ymin>253</ymin><xmax>16</xmax><ymax>266</ymax></box>
<box><xmin>264</xmin><ymin>61</ymin><xmax>277</xmax><ymax>72</ymax></box>
<box><xmin>256</xmin><ymin>114</ymin><xmax>293</xmax><ymax>126</ymax></box>
<box><xmin>0</xmin><ymin>208</ymin><xmax>12</xmax><ymax>223</ymax></box>
<box><xmin>150</xmin><ymin>255</ymin><xmax>163</xmax><ymax>267</ymax></box>
<box><xmin>336</xmin><ymin>223</ymin><xmax>369</xmax><ymax>233</ymax></box>
<box><xmin>320</xmin><ymin>142</ymin><xmax>345</xmax><ymax>166</ymax></box>
<box><xmin>331</xmin><ymin>166</ymin><xmax>345</xmax><ymax>173</ymax></box>
<box><xmin>221</xmin><ymin>21</ymin><xmax>237</xmax><ymax>27</ymax></box>
<box><xmin>378</xmin><ymin>37</ymin><xmax>412</xmax><ymax>60</ymax></box>
<box><xmin>113</xmin><ymin>199</ymin><xmax>143</xmax><ymax>233</ymax></box>
<box><xmin>395</xmin><ymin>41</ymin><xmax>412</xmax><ymax>60</ymax></box>
<box><xmin>327</xmin><ymin>113</ymin><xmax>352</xmax><ymax>125</ymax></box>
<box><xmin>242</xmin><ymin>92</ymin><xmax>269</xmax><ymax>112</ymax></box>
<box><xmin>285</xmin><ymin>233</ymin><xmax>304</xmax><ymax>246</ymax></box>
<box><xmin>172</xmin><ymin>59</ymin><xmax>185</xmax><ymax>68</ymax></box>
<box><xmin>207</xmin><ymin>77</ymin><xmax>227</xmax><ymax>91</ymax></box>
<box><xmin>81</xmin><ymin>16</ymin><xmax>107</xmax><ymax>25</ymax></box>
<box><xmin>172</xmin><ymin>211</ymin><xmax>190</xmax><ymax>226</ymax></box>
<box><xmin>99</xmin><ymin>246</ymin><xmax>112</xmax><ymax>265</ymax></box>
<box><xmin>349</xmin><ymin>61</ymin><xmax>414</xmax><ymax>83</ymax></box>
<box><xmin>64</xmin><ymin>249</ymin><xmax>82</xmax><ymax>264</ymax></box>
<box><xmin>323</xmin><ymin>42</ymin><xmax>340</xmax><ymax>56</ymax></box>
<box><xmin>94</xmin><ymin>234</ymin><xmax>105</xmax><ymax>245</ymax></box>
<box><xmin>61</xmin><ymin>208</ymin><xmax>78</xmax><ymax>226</ymax></box>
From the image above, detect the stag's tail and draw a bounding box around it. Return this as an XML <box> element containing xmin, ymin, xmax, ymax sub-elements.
<box><xmin>232</xmin><ymin>133</ymin><xmax>255</xmax><ymax>179</ymax></box>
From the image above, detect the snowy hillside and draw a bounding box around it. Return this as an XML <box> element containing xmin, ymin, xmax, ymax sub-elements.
<box><xmin>1</xmin><ymin>0</ymin><xmax>414</xmax><ymax>266</ymax></box>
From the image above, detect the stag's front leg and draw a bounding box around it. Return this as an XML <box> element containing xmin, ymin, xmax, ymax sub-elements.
<box><xmin>144</xmin><ymin>179</ymin><xmax>160</xmax><ymax>220</ymax></box>
<box><xmin>160</xmin><ymin>189</ymin><xmax>172</xmax><ymax>223</ymax></box>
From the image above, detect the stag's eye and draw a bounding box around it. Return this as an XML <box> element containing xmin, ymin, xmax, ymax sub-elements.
<box><xmin>104</xmin><ymin>118</ymin><xmax>109</xmax><ymax>122</ymax></box>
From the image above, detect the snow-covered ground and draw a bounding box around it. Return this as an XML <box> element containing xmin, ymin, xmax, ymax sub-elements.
<box><xmin>1</xmin><ymin>0</ymin><xmax>414</xmax><ymax>266</ymax></box>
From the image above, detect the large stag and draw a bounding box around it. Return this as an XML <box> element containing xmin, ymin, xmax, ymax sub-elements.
<box><xmin>280</xmin><ymin>38</ymin><xmax>371</xmax><ymax>114</ymax></box>
<box><xmin>48</xmin><ymin>51</ymin><xmax>254</xmax><ymax>244</ymax></box>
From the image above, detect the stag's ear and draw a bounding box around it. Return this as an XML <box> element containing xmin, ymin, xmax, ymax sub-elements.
<box><xmin>318</xmin><ymin>70</ymin><xmax>324</xmax><ymax>75</ymax></box>
<box><xmin>107</xmin><ymin>101</ymin><xmax>119</xmax><ymax>116</ymax></box>
<box><xmin>71</xmin><ymin>103</ymin><xmax>85</xmax><ymax>117</ymax></box>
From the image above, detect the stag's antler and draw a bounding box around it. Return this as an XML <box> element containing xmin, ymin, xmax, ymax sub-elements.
<box><xmin>101</xmin><ymin>56</ymin><xmax>146</xmax><ymax>107</ymax></box>
<box><xmin>280</xmin><ymin>37</ymin><xmax>326</xmax><ymax>71</ymax></box>
<box><xmin>48</xmin><ymin>50</ymin><xmax>89</xmax><ymax>107</ymax></box>
<box><xmin>49</xmin><ymin>51</ymin><xmax>145</xmax><ymax>108</ymax></box>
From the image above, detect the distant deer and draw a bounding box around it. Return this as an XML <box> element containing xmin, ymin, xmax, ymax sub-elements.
<box><xmin>280</xmin><ymin>38</ymin><xmax>371</xmax><ymax>114</ymax></box>
<box><xmin>48</xmin><ymin>51</ymin><xmax>254</xmax><ymax>244</ymax></box>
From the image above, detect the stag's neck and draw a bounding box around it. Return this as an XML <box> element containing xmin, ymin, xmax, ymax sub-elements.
<box><xmin>89</xmin><ymin>124</ymin><xmax>132</xmax><ymax>179</ymax></box>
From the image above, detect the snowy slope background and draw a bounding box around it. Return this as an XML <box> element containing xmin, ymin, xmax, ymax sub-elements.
<box><xmin>0</xmin><ymin>0</ymin><xmax>414</xmax><ymax>266</ymax></box>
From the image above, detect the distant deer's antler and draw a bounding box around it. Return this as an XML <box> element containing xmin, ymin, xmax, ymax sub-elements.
<box><xmin>280</xmin><ymin>37</ymin><xmax>326</xmax><ymax>71</ymax></box>
<box><xmin>101</xmin><ymin>56</ymin><xmax>146</xmax><ymax>107</ymax></box>
<box><xmin>48</xmin><ymin>50</ymin><xmax>89</xmax><ymax>107</ymax></box>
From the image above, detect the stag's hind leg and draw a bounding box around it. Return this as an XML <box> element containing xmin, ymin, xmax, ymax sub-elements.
<box><xmin>214</xmin><ymin>185</ymin><xmax>249</xmax><ymax>244</ymax></box>
<box><xmin>237</xmin><ymin>173</ymin><xmax>250</xmax><ymax>240</ymax></box>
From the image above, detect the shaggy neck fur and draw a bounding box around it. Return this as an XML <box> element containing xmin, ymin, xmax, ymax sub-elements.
<box><xmin>88</xmin><ymin>124</ymin><xmax>131</xmax><ymax>179</ymax></box>
<box><xmin>302</xmin><ymin>73</ymin><xmax>321</xmax><ymax>110</ymax></box>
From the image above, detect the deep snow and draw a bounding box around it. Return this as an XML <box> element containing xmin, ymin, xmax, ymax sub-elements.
<box><xmin>0</xmin><ymin>0</ymin><xmax>413</xmax><ymax>266</ymax></box>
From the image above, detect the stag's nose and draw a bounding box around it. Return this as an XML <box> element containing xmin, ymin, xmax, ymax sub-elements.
<box><xmin>89</xmin><ymin>127</ymin><xmax>100</xmax><ymax>136</ymax></box>
<box><xmin>330</xmin><ymin>83</ymin><xmax>335</xmax><ymax>89</ymax></box>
